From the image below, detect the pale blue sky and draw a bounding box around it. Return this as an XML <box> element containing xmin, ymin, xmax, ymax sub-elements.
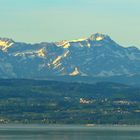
<box><xmin>0</xmin><ymin>0</ymin><xmax>140</xmax><ymax>47</ymax></box>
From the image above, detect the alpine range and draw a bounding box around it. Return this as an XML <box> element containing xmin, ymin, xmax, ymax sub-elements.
<box><xmin>0</xmin><ymin>33</ymin><xmax>140</xmax><ymax>79</ymax></box>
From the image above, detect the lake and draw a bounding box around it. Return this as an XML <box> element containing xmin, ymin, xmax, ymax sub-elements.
<box><xmin>0</xmin><ymin>124</ymin><xmax>140</xmax><ymax>140</ymax></box>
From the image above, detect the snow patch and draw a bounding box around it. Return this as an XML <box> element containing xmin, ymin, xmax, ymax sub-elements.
<box><xmin>70</xmin><ymin>67</ymin><xmax>79</xmax><ymax>76</ymax></box>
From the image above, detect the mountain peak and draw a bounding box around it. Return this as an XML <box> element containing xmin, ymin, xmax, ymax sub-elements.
<box><xmin>56</xmin><ymin>33</ymin><xmax>119</xmax><ymax>49</ymax></box>
<box><xmin>0</xmin><ymin>38</ymin><xmax>14</xmax><ymax>51</ymax></box>
<box><xmin>89</xmin><ymin>33</ymin><xmax>111</xmax><ymax>41</ymax></box>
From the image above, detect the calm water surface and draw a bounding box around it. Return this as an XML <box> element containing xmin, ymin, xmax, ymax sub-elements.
<box><xmin>0</xmin><ymin>124</ymin><xmax>140</xmax><ymax>140</ymax></box>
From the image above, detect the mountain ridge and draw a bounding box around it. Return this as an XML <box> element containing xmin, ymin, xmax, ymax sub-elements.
<box><xmin>0</xmin><ymin>33</ymin><xmax>140</xmax><ymax>78</ymax></box>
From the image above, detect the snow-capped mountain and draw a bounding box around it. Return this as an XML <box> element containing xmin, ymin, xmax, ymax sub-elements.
<box><xmin>0</xmin><ymin>33</ymin><xmax>140</xmax><ymax>78</ymax></box>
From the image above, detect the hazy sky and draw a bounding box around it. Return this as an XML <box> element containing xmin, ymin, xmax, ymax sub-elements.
<box><xmin>0</xmin><ymin>0</ymin><xmax>140</xmax><ymax>47</ymax></box>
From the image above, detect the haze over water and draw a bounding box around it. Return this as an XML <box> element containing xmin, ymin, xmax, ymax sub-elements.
<box><xmin>0</xmin><ymin>125</ymin><xmax>140</xmax><ymax>140</ymax></box>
